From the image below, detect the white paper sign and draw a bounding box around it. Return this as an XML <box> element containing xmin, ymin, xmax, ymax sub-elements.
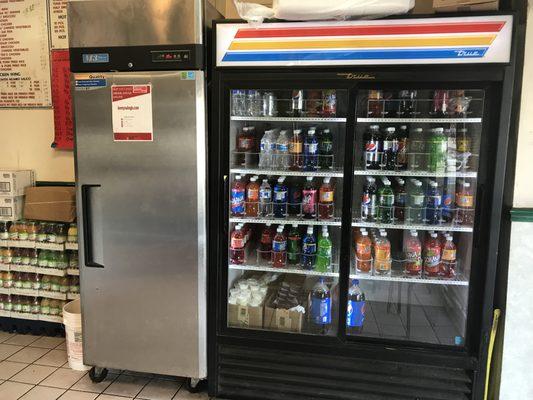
<box><xmin>49</xmin><ymin>0</ymin><xmax>69</xmax><ymax>50</ymax></box>
<box><xmin>111</xmin><ymin>85</ymin><xmax>153</xmax><ymax>142</ymax></box>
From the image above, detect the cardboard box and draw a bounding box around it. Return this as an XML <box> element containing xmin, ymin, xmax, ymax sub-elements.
<box><xmin>217</xmin><ymin>0</ymin><xmax>272</xmax><ymax>19</ymax></box>
<box><xmin>433</xmin><ymin>0</ymin><xmax>499</xmax><ymax>12</ymax></box>
<box><xmin>264</xmin><ymin>302</ymin><xmax>304</xmax><ymax>333</ymax></box>
<box><xmin>411</xmin><ymin>0</ymin><xmax>436</xmax><ymax>14</ymax></box>
<box><xmin>0</xmin><ymin>196</ymin><xmax>24</xmax><ymax>221</ymax></box>
<box><xmin>23</xmin><ymin>187</ymin><xmax>76</xmax><ymax>223</ymax></box>
<box><xmin>228</xmin><ymin>303</ymin><xmax>264</xmax><ymax>328</ymax></box>
<box><xmin>0</xmin><ymin>170</ymin><xmax>35</xmax><ymax>197</ymax></box>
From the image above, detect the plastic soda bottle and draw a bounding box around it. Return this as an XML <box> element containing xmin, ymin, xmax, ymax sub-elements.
<box><xmin>276</xmin><ymin>130</ymin><xmax>291</xmax><ymax>170</ymax></box>
<box><xmin>302</xmin><ymin>177</ymin><xmax>317</xmax><ymax>219</ymax></box>
<box><xmin>355</xmin><ymin>230</ymin><xmax>372</xmax><ymax>274</ymax></box>
<box><xmin>403</xmin><ymin>231</ymin><xmax>422</xmax><ymax>276</ymax></box>
<box><xmin>319</xmin><ymin>128</ymin><xmax>334</xmax><ymax>170</ymax></box>
<box><xmin>394</xmin><ymin>178</ymin><xmax>407</xmax><ymax>222</ymax></box>
<box><xmin>287</xmin><ymin>224</ymin><xmax>301</xmax><ymax>265</ymax></box>
<box><xmin>273</xmin><ymin>176</ymin><xmax>288</xmax><ymax>218</ymax></box>
<box><xmin>289</xmin><ymin>129</ymin><xmax>303</xmax><ymax>170</ymax></box>
<box><xmin>301</xmin><ymin>226</ymin><xmax>316</xmax><ymax>270</ymax></box>
<box><xmin>245</xmin><ymin>176</ymin><xmax>260</xmax><ymax>217</ymax></box>
<box><xmin>424</xmin><ymin>232</ymin><xmax>441</xmax><ymax>277</ymax></box>
<box><xmin>407</xmin><ymin>180</ymin><xmax>424</xmax><ymax>223</ymax></box>
<box><xmin>440</xmin><ymin>235</ymin><xmax>457</xmax><ymax>278</ymax></box>
<box><xmin>364</xmin><ymin>125</ymin><xmax>381</xmax><ymax>170</ymax></box>
<box><xmin>455</xmin><ymin>181</ymin><xmax>474</xmax><ymax>225</ymax></box>
<box><xmin>318</xmin><ymin>177</ymin><xmax>334</xmax><ymax>220</ymax></box>
<box><xmin>230</xmin><ymin>175</ymin><xmax>246</xmax><ymax>216</ymax></box>
<box><xmin>361</xmin><ymin>177</ymin><xmax>377</xmax><ymax>221</ymax></box>
<box><xmin>230</xmin><ymin>226</ymin><xmax>245</xmax><ymax>264</ymax></box>
<box><xmin>272</xmin><ymin>226</ymin><xmax>287</xmax><ymax>268</ymax></box>
<box><xmin>235</xmin><ymin>127</ymin><xmax>255</xmax><ymax>167</ymax></box>
<box><xmin>310</xmin><ymin>278</ymin><xmax>332</xmax><ymax>334</ymax></box>
<box><xmin>407</xmin><ymin>128</ymin><xmax>426</xmax><ymax>171</ymax></box>
<box><xmin>260</xmin><ymin>223</ymin><xmax>273</xmax><ymax>261</ymax></box>
<box><xmin>425</xmin><ymin>181</ymin><xmax>442</xmax><ymax>225</ymax></box>
<box><xmin>381</xmin><ymin>127</ymin><xmax>398</xmax><ymax>170</ymax></box>
<box><xmin>347</xmin><ymin>279</ymin><xmax>365</xmax><ymax>334</ymax></box>
<box><xmin>374</xmin><ymin>231</ymin><xmax>391</xmax><ymax>275</ymax></box>
<box><xmin>259</xmin><ymin>179</ymin><xmax>272</xmax><ymax>217</ymax></box>
<box><xmin>377</xmin><ymin>178</ymin><xmax>394</xmax><ymax>223</ymax></box>
<box><xmin>427</xmin><ymin>128</ymin><xmax>447</xmax><ymax>173</ymax></box>
<box><xmin>304</xmin><ymin>129</ymin><xmax>319</xmax><ymax>171</ymax></box>
<box><xmin>396</xmin><ymin>125</ymin><xmax>409</xmax><ymax>170</ymax></box>
<box><xmin>315</xmin><ymin>227</ymin><xmax>332</xmax><ymax>273</ymax></box>
<box><xmin>288</xmin><ymin>180</ymin><xmax>302</xmax><ymax>216</ymax></box>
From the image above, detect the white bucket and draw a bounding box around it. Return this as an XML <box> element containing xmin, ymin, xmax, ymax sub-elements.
<box><xmin>63</xmin><ymin>299</ymin><xmax>91</xmax><ymax>371</ymax></box>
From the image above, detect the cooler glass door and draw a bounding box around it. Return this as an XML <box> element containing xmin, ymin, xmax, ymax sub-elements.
<box><xmin>347</xmin><ymin>88</ymin><xmax>484</xmax><ymax>346</ymax></box>
<box><xmin>226</xmin><ymin>87</ymin><xmax>348</xmax><ymax>336</ymax></box>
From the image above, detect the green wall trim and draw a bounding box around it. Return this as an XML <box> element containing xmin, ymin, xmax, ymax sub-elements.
<box><xmin>511</xmin><ymin>208</ymin><xmax>533</xmax><ymax>222</ymax></box>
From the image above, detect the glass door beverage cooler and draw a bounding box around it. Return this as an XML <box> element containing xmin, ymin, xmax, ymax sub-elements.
<box><xmin>209</xmin><ymin>14</ymin><xmax>521</xmax><ymax>400</ymax></box>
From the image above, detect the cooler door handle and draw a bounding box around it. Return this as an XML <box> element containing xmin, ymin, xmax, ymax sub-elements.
<box><xmin>474</xmin><ymin>184</ymin><xmax>485</xmax><ymax>249</ymax></box>
<box><xmin>81</xmin><ymin>184</ymin><xmax>104</xmax><ymax>268</ymax></box>
<box><xmin>223</xmin><ymin>175</ymin><xmax>229</xmax><ymax>235</ymax></box>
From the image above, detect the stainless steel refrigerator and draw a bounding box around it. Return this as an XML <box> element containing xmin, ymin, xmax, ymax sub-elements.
<box><xmin>68</xmin><ymin>0</ymin><xmax>215</xmax><ymax>383</ymax></box>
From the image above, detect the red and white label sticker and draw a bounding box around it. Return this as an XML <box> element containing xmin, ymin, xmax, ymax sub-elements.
<box><xmin>111</xmin><ymin>84</ymin><xmax>153</xmax><ymax>141</ymax></box>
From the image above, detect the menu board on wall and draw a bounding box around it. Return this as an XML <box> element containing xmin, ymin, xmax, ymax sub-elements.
<box><xmin>49</xmin><ymin>0</ymin><xmax>68</xmax><ymax>49</ymax></box>
<box><xmin>51</xmin><ymin>50</ymin><xmax>73</xmax><ymax>149</ymax></box>
<box><xmin>0</xmin><ymin>0</ymin><xmax>52</xmax><ymax>107</ymax></box>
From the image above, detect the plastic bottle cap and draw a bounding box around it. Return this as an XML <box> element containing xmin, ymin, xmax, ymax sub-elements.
<box><xmin>362</xmin><ymin>231</ymin><xmax>368</xmax><ymax>236</ymax></box>
<box><xmin>370</xmin><ymin>125</ymin><xmax>380</xmax><ymax>130</ymax></box>
<box><xmin>367</xmin><ymin>177</ymin><xmax>375</xmax><ymax>183</ymax></box>
<box><xmin>235</xmin><ymin>175</ymin><xmax>242</xmax><ymax>180</ymax></box>
<box><xmin>307</xmin><ymin>227</ymin><xmax>314</xmax><ymax>234</ymax></box>
<box><xmin>446</xmin><ymin>235</ymin><xmax>453</xmax><ymax>241</ymax></box>
<box><xmin>294</xmin><ymin>129</ymin><xmax>302</xmax><ymax>134</ymax></box>
<box><xmin>323</xmin><ymin>232</ymin><xmax>329</xmax><ymax>238</ymax></box>
<box><xmin>266</xmin><ymin>223</ymin><xmax>272</xmax><ymax>227</ymax></box>
<box><xmin>353</xmin><ymin>279</ymin><xmax>360</xmax><ymax>285</ymax></box>
<box><xmin>414</xmin><ymin>128</ymin><xmax>423</xmax><ymax>132</ymax></box>
<box><xmin>262</xmin><ymin>179</ymin><xmax>268</xmax><ymax>183</ymax></box>
<box><xmin>415</xmin><ymin>181</ymin><xmax>422</xmax><ymax>187</ymax></box>
<box><xmin>292</xmin><ymin>224</ymin><xmax>298</xmax><ymax>228</ymax></box>
<box><xmin>250</xmin><ymin>176</ymin><xmax>258</xmax><ymax>182</ymax></box>
<box><xmin>430</xmin><ymin>181</ymin><xmax>438</xmax><ymax>187</ymax></box>
<box><xmin>464</xmin><ymin>182</ymin><xmax>471</xmax><ymax>188</ymax></box>
<box><xmin>324</xmin><ymin>129</ymin><xmax>330</xmax><ymax>133</ymax></box>
<box><xmin>308</xmin><ymin>130</ymin><xmax>315</xmax><ymax>135</ymax></box>
<box><xmin>384</xmin><ymin>180</ymin><xmax>391</xmax><ymax>186</ymax></box>
<box><xmin>306</xmin><ymin>177</ymin><xmax>313</xmax><ymax>182</ymax></box>
<box><xmin>397</xmin><ymin>178</ymin><xmax>405</xmax><ymax>185</ymax></box>
<box><xmin>387</xmin><ymin>127</ymin><xmax>395</xmax><ymax>132</ymax></box>
<box><xmin>235</xmin><ymin>226</ymin><xmax>242</xmax><ymax>231</ymax></box>
<box><xmin>411</xmin><ymin>231</ymin><xmax>418</xmax><ymax>237</ymax></box>
<box><xmin>278</xmin><ymin>177</ymin><xmax>285</xmax><ymax>183</ymax></box>
<box><xmin>382</xmin><ymin>232</ymin><xmax>387</xmax><ymax>237</ymax></box>
<box><xmin>431</xmin><ymin>233</ymin><xmax>438</xmax><ymax>238</ymax></box>
<box><xmin>400</xmin><ymin>125</ymin><xmax>407</xmax><ymax>130</ymax></box>
<box><xmin>277</xmin><ymin>227</ymin><xmax>283</xmax><ymax>233</ymax></box>
<box><xmin>323</xmin><ymin>177</ymin><xmax>331</xmax><ymax>184</ymax></box>
<box><xmin>435</xmin><ymin>128</ymin><xmax>444</xmax><ymax>133</ymax></box>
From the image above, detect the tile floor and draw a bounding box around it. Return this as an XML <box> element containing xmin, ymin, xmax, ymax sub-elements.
<box><xmin>0</xmin><ymin>331</ymin><xmax>211</xmax><ymax>400</ymax></box>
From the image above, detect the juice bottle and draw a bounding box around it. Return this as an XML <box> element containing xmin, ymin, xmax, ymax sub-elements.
<box><xmin>260</xmin><ymin>223</ymin><xmax>274</xmax><ymax>261</ymax></box>
<box><xmin>289</xmin><ymin>129</ymin><xmax>303</xmax><ymax>170</ymax></box>
<box><xmin>355</xmin><ymin>231</ymin><xmax>372</xmax><ymax>274</ymax></box>
<box><xmin>315</xmin><ymin>227</ymin><xmax>332</xmax><ymax>273</ymax></box>
<box><xmin>272</xmin><ymin>226</ymin><xmax>287</xmax><ymax>268</ymax></box>
<box><xmin>318</xmin><ymin>177</ymin><xmax>334</xmax><ymax>220</ymax></box>
<box><xmin>374</xmin><ymin>232</ymin><xmax>391</xmax><ymax>275</ymax></box>
<box><xmin>440</xmin><ymin>235</ymin><xmax>457</xmax><ymax>278</ymax></box>
<box><xmin>245</xmin><ymin>176</ymin><xmax>260</xmax><ymax>217</ymax></box>
<box><xmin>229</xmin><ymin>226</ymin><xmax>245</xmax><ymax>265</ymax></box>
<box><xmin>423</xmin><ymin>232</ymin><xmax>441</xmax><ymax>277</ymax></box>
<box><xmin>302</xmin><ymin>177</ymin><xmax>317</xmax><ymax>219</ymax></box>
<box><xmin>230</xmin><ymin>175</ymin><xmax>246</xmax><ymax>216</ymax></box>
<box><xmin>287</xmin><ymin>224</ymin><xmax>301</xmax><ymax>265</ymax></box>
<box><xmin>455</xmin><ymin>181</ymin><xmax>474</xmax><ymax>225</ymax></box>
<box><xmin>403</xmin><ymin>231</ymin><xmax>422</xmax><ymax>276</ymax></box>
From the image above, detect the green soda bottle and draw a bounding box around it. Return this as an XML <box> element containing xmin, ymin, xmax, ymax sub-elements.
<box><xmin>287</xmin><ymin>224</ymin><xmax>301</xmax><ymax>265</ymax></box>
<box><xmin>315</xmin><ymin>228</ymin><xmax>332</xmax><ymax>273</ymax></box>
<box><xmin>377</xmin><ymin>179</ymin><xmax>394</xmax><ymax>223</ymax></box>
<box><xmin>427</xmin><ymin>127</ymin><xmax>447</xmax><ymax>173</ymax></box>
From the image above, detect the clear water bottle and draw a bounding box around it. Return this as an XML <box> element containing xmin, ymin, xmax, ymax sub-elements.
<box><xmin>276</xmin><ymin>130</ymin><xmax>291</xmax><ymax>170</ymax></box>
<box><xmin>231</xmin><ymin>90</ymin><xmax>246</xmax><ymax>116</ymax></box>
<box><xmin>246</xmin><ymin>90</ymin><xmax>262</xmax><ymax>117</ymax></box>
<box><xmin>259</xmin><ymin>130</ymin><xmax>275</xmax><ymax>168</ymax></box>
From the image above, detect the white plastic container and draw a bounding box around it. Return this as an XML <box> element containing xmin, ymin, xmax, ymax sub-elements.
<box><xmin>63</xmin><ymin>299</ymin><xmax>91</xmax><ymax>371</ymax></box>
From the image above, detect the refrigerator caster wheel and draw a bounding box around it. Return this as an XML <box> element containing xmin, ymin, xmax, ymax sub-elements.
<box><xmin>184</xmin><ymin>378</ymin><xmax>204</xmax><ymax>393</ymax></box>
<box><xmin>89</xmin><ymin>367</ymin><xmax>108</xmax><ymax>383</ymax></box>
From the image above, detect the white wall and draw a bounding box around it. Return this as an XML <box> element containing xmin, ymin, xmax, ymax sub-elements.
<box><xmin>0</xmin><ymin>109</ymin><xmax>75</xmax><ymax>182</ymax></box>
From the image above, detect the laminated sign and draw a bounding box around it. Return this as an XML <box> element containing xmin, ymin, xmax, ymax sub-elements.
<box><xmin>111</xmin><ymin>85</ymin><xmax>153</xmax><ymax>142</ymax></box>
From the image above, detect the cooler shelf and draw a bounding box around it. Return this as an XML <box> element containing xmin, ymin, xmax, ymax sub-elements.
<box><xmin>230</xmin><ymin>168</ymin><xmax>344</xmax><ymax>178</ymax></box>
<box><xmin>65</xmin><ymin>242</ymin><xmax>78</xmax><ymax>250</ymax></box>
<box><xmin>353</xmin><ymin>169</ymin><xmax>477</xmax><ymax>178</ymax></box>
<box><xmin>0</xmin><ymin>287</ymin><xmax>67</xmax><ymax>300</ymax></box>
<box><xmin>231</xmin><ymin>116</ymin><xmax>347</xmax><ymax>123</ymax></box>
<box><xmin>230</xmin><ymin>217</ymin><xmax>341</xmax><ymax>227</ymax></box>
<box><xmin>352</xmin><ymin>220</ymin><xmax>473</xmax><ymax>232</ymax></box>
<box><xmin>349</xmin><ymin>272</ymin><xmax>469</xmax><ymax>286</ymax></box>
<box><xmin>229</xmin><ymin>263</ymin><xmax>339</xmax><ymax>278</ymax></box>
<box><xmin>357</xmin><ymin>118</ymin><xmax>482</xmax><ymax>124</ymax></box>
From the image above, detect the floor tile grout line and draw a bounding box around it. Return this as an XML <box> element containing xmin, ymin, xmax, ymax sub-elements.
<box><xmin>10</xmin><ymin>362</ymin><xmax>61</xmax><ymax>386</ymax></box>
<box><xmin>13</xmin><ymin>381</ymin><xmax>36</xmax><ymax>400</ymax></box>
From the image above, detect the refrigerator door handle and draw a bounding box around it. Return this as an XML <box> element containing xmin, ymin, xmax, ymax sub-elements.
<box><xmin>223</xmin><ymin>175</ymin><xmax>229</xmax><ymax>234</ymax></box>
<box><xmin>474</xmin><ymin>184</ymin><xmax>485</xmax><ymax>248</ymax></box>
<box><xmin>81</xmin><ymin>184</ymin><xmax>104</xmax><ymax>268</ymax></box>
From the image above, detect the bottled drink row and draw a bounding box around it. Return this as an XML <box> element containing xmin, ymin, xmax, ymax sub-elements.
<box><xmin>0</xmin><ymin>295</ymin><xmax>69</xmax><ymax>317</ymax></box>
<box><xmin>354</xmin><ymin>228</ymin><xmax>457</xmax><ymax>279</ymax></box>
<box><xmin>0</xmin><ymin>221</ymin><xmax>78</xmax><ymax>244</ymax></box>
<box><xmin>236</xmin><ymin>126</ymin><xmax>336</xmax><ymax>170</ymax></box>
<box><xmin>0</xmin><ymin>248</ymin><xmax>78</xmax><ymax>270</ymax></box>
<box><xmin>230</xmin><ymin>223</ymin><xmax>335</xmax><ymax>273</ymax></box>
<box><xmin>363</xmin><ymin>124</ymin><xmax>474</xmax><ymax>172</ymax></box>
<box><xmin>231</xmin><ymin>175</ymin><xmax>336</xmax><ymax>220</ymax></box>
<box><xmin>359</xmin><ymin>176</ymin><xmax>475</xmax><ymax>226</ymax></box>
<box><xmin>1</xmin><ymin>272</ymin><xmax>79</xmax><ymax>294</ymax></box>
<box><xmin>366</xmin><ymin>89</ymin><xmax>474</xmax><ymax>118</ymax></box>
<box><xmin>232</xmin><ymin>89</ymin><xmax>338</xmax><ymax>118</ymax></box>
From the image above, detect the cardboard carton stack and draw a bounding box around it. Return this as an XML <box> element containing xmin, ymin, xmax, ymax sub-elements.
<box><xmin>0</xmin><ymin>170</ymin><xmax>35</xmax><ymax>222</ymax></box>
